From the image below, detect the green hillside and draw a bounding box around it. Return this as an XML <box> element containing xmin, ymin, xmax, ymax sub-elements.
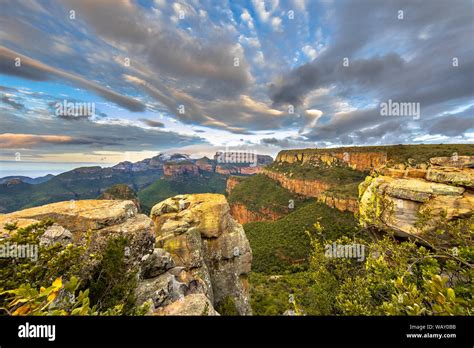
<box><xmin>227</xmin><ymin>174</ymin><xmax>305</xmax><ymax>214</ymax></box>
<box><xmin>0</xmin><ymin>168</ymin><xmax>163</xmax><ymax>213</ymax></box>
<box><xmin>245</xmin><ymin>201</ymin><xmax>361</xmax><ymax>274</ymax></box>
<box><xmin>138</xmin><ymin>173</ymin><xmax>227</xmax><ymax>214</ymax></box>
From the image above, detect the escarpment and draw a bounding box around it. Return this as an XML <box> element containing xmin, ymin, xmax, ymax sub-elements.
<box><xmin>276</xmin><ymin>149</ymin><xmax>387</xmax><ymax>171</ymax></box>
<box><xmin>359</xmin><ymin>158</ymin><xmax>474</xmax><ymax>240</ymax></box>
<box><xmin>262</xmin><ymin>169</ymin><xmax>333</xmax><ymax>197</ymax></box>
<box><xmin>0</xmin><ymin>194</ymin><xmax>252</xmax><ymax>316</ymax></box>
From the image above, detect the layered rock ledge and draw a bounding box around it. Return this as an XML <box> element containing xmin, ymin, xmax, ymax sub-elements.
<box><xmin>359</xmin><ymin>163</ymin><xmax>474</xmax><ymax>238</ymax></box>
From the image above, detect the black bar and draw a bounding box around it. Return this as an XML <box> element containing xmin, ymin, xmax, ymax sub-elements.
<box><xmin>0</xmin><ymin>316</ymin><xmax>472</xmax><ymax>346</ymax></box>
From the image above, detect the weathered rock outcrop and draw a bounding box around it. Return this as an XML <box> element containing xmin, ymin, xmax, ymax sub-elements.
<box><xmin>359</xmin><ymin>166</ymin><xmax>474</xmax><ymax>238</ymax></box>
<box><xmin>163</xmin><ymin>163</ymin><xmax>199</xmax><ymax>177</ymax></box>
<box><xmin>262</xmin><ymin>169</ymin><xmax>332</xmax><ymax>197</ymax></box>
<box><xmin>317</xmin><ymin>194</ymin><xmax>358</xmax><ymax>213</ymax></box>
<box><xmin>150</xmin><ymin>194</ymin><xmax>252</xmax><ymax>315</ymax></box>
<box><xmin>0</xmin><ymin>196</ymin><xmax>252</xmax><ymax>316</ymax></box>
<box><xmin>276</xmin><ymin>149</ymin><xmax>387</xmax><ymax>171</ymax></box>
<box><xmin>230</xmin><ymin>203</ymin><xmax>283</xmax><ymax>224</ymax></box>
<box><xmin>98</xmin><ymin>184</ymin><xmax>141</xmax><ymax>210</ymax></box>
<box><xmin>226</xmin><ymin>176</ymin><xmax>244</xmax><ymax>195</ymax></box>
<box><xmin>216</xmin><ymin>165</ymin><xmax>263</xmax><ymax>175</ymax></box>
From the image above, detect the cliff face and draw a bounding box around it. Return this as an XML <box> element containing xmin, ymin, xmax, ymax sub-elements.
<box><xmin>98</xmin><ymin>184</ymin><xmax>141</xmax><ymax>210</ymax></box>
<box><xmin>230</xmin><ymin>203</ymin><xmax>283</xmax><ymax>224</ymax></box>
<box><xmin>216</xmin><ymin>165</ymin><xmax>263</xmax><ymax>175</ymax></box>
<box><xmin>226</xmin><ymin>176</ymin><xmax>242</xmax><ymax>195</ymax></box>
<box><xmin>276</xmin><ymin>149</ymin><xmax>387</xmax><ymax>171</ymax></box>
<box><xmin>262</xmin><ymin>169</ymin><xmax>332</xmax><ymax>197</ymax></box>
<box><xmin>359</xmin><ymin>161</ymin><xmax>474</xmax><ymax>239</ymax></box>
<box><xmin>163</xmin><ymin>163</ymin><xmax>199</xmax><ymax>177</ymax></box>
<box><xmin>317</xmin><ymin>194</ymin><xmax>358</xmax><ymax>213</ymax></box>
<box><xmin>0</xmin><ymin>195</ymin><xmax>252</xmax><ymax>316</ymax></box>
<box><xmin>150</xmin><ymin>194</ymin><xmax>252</xmax><ymax>315</ymax></box>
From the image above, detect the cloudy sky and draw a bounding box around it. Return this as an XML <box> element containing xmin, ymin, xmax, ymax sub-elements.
<box><xmin>0</xmin><ymin>0</ymin><xmax>473</xmax><ymax>176</ymax></box>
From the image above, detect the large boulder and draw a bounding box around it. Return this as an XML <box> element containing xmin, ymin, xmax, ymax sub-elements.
<box><xmin>150</xmin><ymin>194</ymin><xmax>253</xmax><ymax>315</ymax></box>
<box><xmin>359</xmin><ymin>166</ymin><xmax>474</xmax><ymax>239</ymax></box>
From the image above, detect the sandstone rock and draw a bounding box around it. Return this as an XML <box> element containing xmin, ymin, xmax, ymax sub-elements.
<box><xmin>276</xmin><ymin>149</ymin><xmax>387</xmax><ymax>171</ymax></box>
<box><xmin>155</xmin><ymin>294</ymin><xmax>219</xmax><ymax>316</ymax></box>
<box><xmin>359</xmin><ymin>168</ymin><xmax>474</xmax><ymax>239</ymax></box>
<box><xmin>141</xmin><ymin>248</ymin><xmax>175</xmax><ymax>279</ymax></box>
<box><xmin>426</xmin><ymin>168</ymin><xmax>473</xmax><ymax>188</ymax></box>
<box><xmin>135</xmin><ymin>271</ymin><xmax>187</xmax><ymax>308</ymax></box>
<box><xmin>430</xmin><ymin>156</ymin><xmax>474</xmax><ymax>168</ymax></box>
<box><xmin>229</xmin><ymin>203</ymin><xmax>283</xmax><ymax>224</ymax></box>
<box><xmin>0</xmin><ymin>200</ymin><xmax>138</xmax><ymax>238</ymax></box>
<box><xmin>150</xmin><ymin>193</ymin><xmax>253</xmax><ymax>315</ymax></box>
<box><xmin>0</xmin><ymin>197</ymin><xmax>251</xmax><ymax>316</ymax></box>
<box><xmin>262</xmin><ymin>169</ymin><xmax>332</xmax><ymax>197</ymax></box>
<box><xmin>39</xmin><ymin>224</ymin><xmax>73</xmax><ymax>247</ymax></box>
<box><xmin>317</xmin><ymin>194</ymin><xmax>358</xmax><ymax>213</ymax></box>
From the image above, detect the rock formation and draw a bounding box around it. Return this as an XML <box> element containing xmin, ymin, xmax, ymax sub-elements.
<box><xmin>150</xmin><ymin>194</ymin><xmax>252</xmax><ymax>315</ymax></box>
<box><xmin>226</xmin><ymin>176</ymin><xmax>243</xmax><ymax>195</ymax></box>
<box><xmin>163</xmin><ymin>163</ymin><xmax>199</xmax><ymax>177</ymax></box>
<box><xmin>0</xmin><ymin>195</ymin><xmax>253</xmax><ymax>316</ymax></box>
<box><xmin>359</xmin><ymin>160</ymin><xmax>474</xmax><ymax>239</ymax></box>
<box><xmin>98</xmin><ymin>184</ymin><xmax>141</xmax><ymax>210</ymax></box>
<box><xmin>229</xmin><ymin>203</ymin><xmax>283</xmax><ymax>224</ymax></box>
<box><xmin>276</xmin><ymin>149</ymin><xmax>387</xmax><ymax>171</ymax></box>
<box><xmin>262</xmin><ymin>169</ymin><xmax>332</xmax><ymax>197</ymax></box>
<box><xmin>317</xmin><ymin>194</ymin><xmax>358</xmax><ymax>213</ymax></box>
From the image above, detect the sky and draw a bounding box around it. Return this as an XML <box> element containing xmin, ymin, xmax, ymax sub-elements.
<box><xmin>0</xmin><ymin>0</ymin><xmax>473</xmax><ymax>177</ymax></box>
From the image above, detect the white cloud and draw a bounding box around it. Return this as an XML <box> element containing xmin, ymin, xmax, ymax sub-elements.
<box><xmin>302</xmin><ymin>45</ymin><xmax>318</xmax><ymax>60</ymax></box>
<box><xmin>241</xmin><ymin>9</ymin><xmax>255</xmax><ymax>30</ymax></box>
<box><xmin>271</xmin><ymin>17</ymin><xmax>283</xmax><ymax>32</ymax></box>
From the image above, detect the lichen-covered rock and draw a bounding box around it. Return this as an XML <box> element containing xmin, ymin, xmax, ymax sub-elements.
<box><xmin>140</xmin><ymin>248</ymin><xmax>175</xmax><ymax>279</ymax></box>
<box><xmin>430</xmin><ymin>156</ymin><xmax>474</xmax><ymax>168</ymax></box>
<box><xmin>39</xmin><ymin>223</ymin><xmax>73</xmax><ymax>247</ymax></box>
<box><xmin>359</xmin><ymin>167</ymin><xmax>474</xmax><ymax>239</ymax></box>
<box><xmin>426</xmin><ymin>168</ymin><xmax>473</xmax><ymax>188</ymax></box>
<box><xmin>155</xmin><ymin>294</ymin><xmax>219</xmax><ymax>316</ymax></box>
<box><xmin>150</xmin><ymin>194</ymin><xmax>253</xmax><ymax>315</ymax></box>
<box><xmin>135</xmin><ymin>272</ymin><xmax>187</xmax><ymax>308</ymax></box>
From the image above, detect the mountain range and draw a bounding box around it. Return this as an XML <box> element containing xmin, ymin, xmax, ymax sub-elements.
<box><xmin>0</xmin><ymin>152</ymin><xmax>272</xmax><ymax>213</ymax></box>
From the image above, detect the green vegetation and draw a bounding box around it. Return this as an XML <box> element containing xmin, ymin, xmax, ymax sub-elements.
<box><xmin>0</xmin><ymin>168</ymin><xmax>163</xmax><ymax>213</ymax></box>
<box><xmin>267</xmin><ymin>162</ymin><xmax>367</xmax><ymax>184</ymax></box>
<box><xmin>245</xmin><ymin>201</ymin><xmax>361</xmax><ymax>274</ymax></box>
<box><xmin>0</xmin><ymin>221</ymin><xmax>144</xmax><ymax>316</ymax></box>
<box><xmin>138</xmin><ymin>173</ymin><xmax>226</xmax><ymax>214</ymax></box>
<box><xmin>88</xmin><ymin>236</ymin><xmax>138</xmax><ymax>313</ymax></box>
<box><xmin>215</xmin><ymin>296</ymin><xmax>239</xmax><ymax>316</ymax></box>
<box><xmin>228</xmin><ymin>174</ymin><xmax>305</xmax><ymax>213</ymax></box>
<box><xmin>323</xmin><ymin>182</ymin><xmax>360</xmax><ymax>199</ymax></box>
<box><xmin>249</xmin><ymin>209</ymin><xmax>473</xmax><ymax>315</ymax></box>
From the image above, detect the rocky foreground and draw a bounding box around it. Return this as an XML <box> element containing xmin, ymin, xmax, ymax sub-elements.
<box><xmin>0</xmin><ymin>194</ymin><xmax>252</xmax><ymax>315</ymax></box>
